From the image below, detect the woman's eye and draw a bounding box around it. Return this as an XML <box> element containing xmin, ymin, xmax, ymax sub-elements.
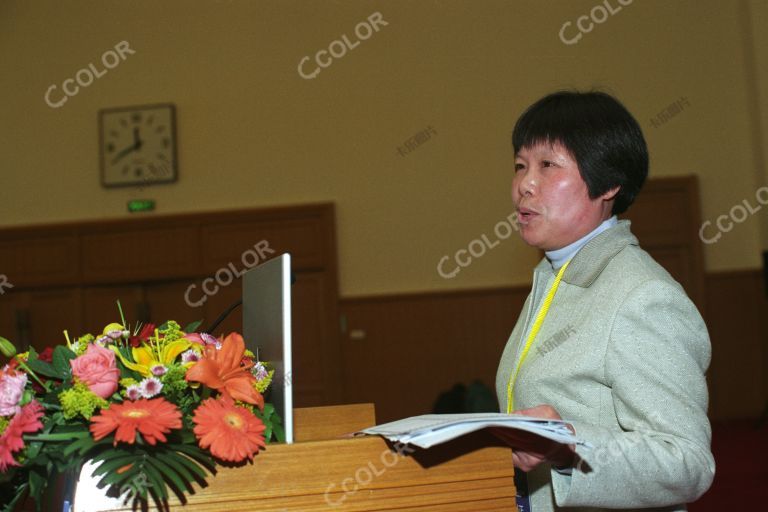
<box><xmin>514</xmin><ymin>163</ymin><xmax>525</xmax><ymax>172</ymax></box>
<box><xmin>542</xmin><ymin>160</ymin><xmax>556</xmax><ymax>168</ymax></box>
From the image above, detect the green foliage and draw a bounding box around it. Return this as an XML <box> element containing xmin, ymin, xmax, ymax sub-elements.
<box><xmin>58</xmin><ymin>383</ymin><xmax>108</xmax><ymax>420</ymax></box>
<box><xmin>1</xmin><ymin>311</ymin><xmax>283</xmax><ymax>511</ymax></box>
<box><xmin>254</xmin><ymin>403</ymin><xmax>285</xmax><ymax>443</ymax></box>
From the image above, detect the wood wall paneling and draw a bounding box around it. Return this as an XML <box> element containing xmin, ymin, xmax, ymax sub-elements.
<box><xmin>704</xmin><ymin>270</ymin><xmax>768</xmax><ymax>419</ymax></box>
<box><xmin>80</xmin><ymin>227</ymin><xmax>200</xmax><ymax>284</ymax></box>
<box><xmin>620</xmin><ymin>175</ymin><xmax>706</xmax><ymax>311</ymax></box>
<box><xmin>0</xmin><ymin>235</ymin><xmax>79</xmax><ymax>288</ymax></box>
<box><xmin>0</xmin><ymin>203</ymin><xmax>343</xmax><ymax>407</ymax></box>
<box><xmin>340</xmin><ymin>288</ymin><xmax>528</xmax><ymax>423</ymax></box>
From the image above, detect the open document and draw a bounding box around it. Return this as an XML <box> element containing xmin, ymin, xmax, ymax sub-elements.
<box><xmin>360</xmin><ymin>413</ymin><xmax>592</xmax><ymax>449</ymax></box>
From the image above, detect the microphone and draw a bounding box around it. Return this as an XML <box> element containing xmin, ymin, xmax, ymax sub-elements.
<box><xmin>202</xmin><ymin>272</ymin><xmax>296</xmax><ymax>334</ymax></box>
<box><xmin>203</xmin><ymin>299</ymin><xmax>242</xmax><ymax>334</ymax></box>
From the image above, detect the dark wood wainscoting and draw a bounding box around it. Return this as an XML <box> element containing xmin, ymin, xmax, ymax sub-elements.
<box><xmin>705</xmin><ymin>269</ymin><xmax>768</xmax><ymax>420</ymax></box>
<box><xmin>0</xmin><ymin>203</ymin><xmax>343</xmax><ymax>407</ymax></box>
<box><xmin>340</xmin><ymin>287</ymin><xmax>529</xmax><ymax>423</ymax></box>
<box><xmin>341</xmin><ymin>270</ymin><xmax>768</xmax><ymax>423</ymax></box>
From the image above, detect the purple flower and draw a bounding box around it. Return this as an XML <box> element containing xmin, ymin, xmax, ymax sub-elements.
<box><xmin>181</xmin><ymin>349</ymin><xmax>200</xmax><ymax>364</ymax></box>
<box><xmin>139</xmin><ymin>377</ymin><xmax>163</xmax><ymax>398</ymax></box>
<box><xmin>253</xmin><ymin>362</ymin><xmax>268</xmax><ymax>381</ymax></box>
<box><xmin>126</xmin><ymin>385</ymin><xmax>142</xmax><ymax>401</ymax></box>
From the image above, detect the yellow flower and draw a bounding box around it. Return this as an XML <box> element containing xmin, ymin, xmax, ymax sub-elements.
<box><xmin>111</xmin><ymin>329</ymin><xmax>191</xmax><ymax>378</ymax></box>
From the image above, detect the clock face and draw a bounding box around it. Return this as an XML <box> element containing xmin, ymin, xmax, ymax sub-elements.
<box><xmin>100</xmin><ymin>104</ymin><xmax>177</xmax><ymax>187</ymax></box>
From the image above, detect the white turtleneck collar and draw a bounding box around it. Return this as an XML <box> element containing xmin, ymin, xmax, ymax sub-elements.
<box><xmin>545</xmin><ymin>216</ymin><xmax>618</xmax><ymax>270</ymax></box>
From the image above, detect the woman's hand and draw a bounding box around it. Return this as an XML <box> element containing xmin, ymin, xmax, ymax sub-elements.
<box><xmin>491</xmin><ymin>404</ymin><xmax>576</xmax><ymax>472</ymax></box>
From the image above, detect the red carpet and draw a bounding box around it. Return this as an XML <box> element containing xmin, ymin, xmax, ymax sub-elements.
<box><xmin>689</xmin><ymin>419</ymin><xmax>768</xmax><ymax>510</ymax></box>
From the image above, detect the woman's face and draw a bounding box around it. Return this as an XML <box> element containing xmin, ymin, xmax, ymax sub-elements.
<box><xmin>512</xmin><ymin>141</ymin><xmax>616</xmax><ymax>251</ymax></box>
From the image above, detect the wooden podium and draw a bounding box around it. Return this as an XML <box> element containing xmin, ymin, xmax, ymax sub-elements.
<box><xmin>94</xmin><ymin>404</ymin><xmax>517</xmax><ymax>511</ymax></box>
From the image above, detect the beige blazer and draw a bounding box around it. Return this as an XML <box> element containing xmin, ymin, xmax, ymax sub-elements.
<box><xmin>496</xmin><ymin>221</ymin><xmax>714</xmax><ymax>511</ymax></box>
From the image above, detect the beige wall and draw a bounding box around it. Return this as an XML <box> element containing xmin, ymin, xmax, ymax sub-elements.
<box><xmin>1</xmin><ymin>0</ymin><xmax>765</xmax><ymax>296</ymax></box>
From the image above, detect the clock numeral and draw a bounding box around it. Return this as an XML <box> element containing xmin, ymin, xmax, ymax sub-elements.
<box><xmin>110</xmin><ymin>130</ymin><xmax>119</xmax><ymax>138</ymax></box>
<box><xmin>156</xmin><ymin>125</ymin><xmax>165</xmax><ymax>134</ymax></box>
<box><xmin>106</xmin><ymin>143</ymin><xmax>115</xmax><ymax>153</ymax></box>
<box><xmin>162</xmin><ymin>137</ymin><xmax>170</xmax><ymax>149</ymax></box>
<box><xmin>131</xmin><ymin>112</ymin><xmax>142</xmax><ymax>123</ymax></box>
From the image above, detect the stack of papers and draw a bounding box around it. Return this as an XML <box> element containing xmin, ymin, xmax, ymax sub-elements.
<box><xmin>360</xmin><ymin>413</ymin><xmax>592</xmax><ymax>449</ymax></box>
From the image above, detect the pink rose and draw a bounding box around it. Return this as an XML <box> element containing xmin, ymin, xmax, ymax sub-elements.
<box><xmin>70</xmin><ymin>344</ymin><xmax>120</xmax><ymax>399</ymax></box>
<box><xmin>0</xmin><ymin>370</ymin><xmax>27</xmax><ymax>416</ymax></box>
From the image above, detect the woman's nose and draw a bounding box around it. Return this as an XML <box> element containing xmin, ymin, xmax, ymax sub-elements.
<box><xmin>516</xmin><ymin>171</ymin><xmax>536</xmax><ymax>197</ymax></box>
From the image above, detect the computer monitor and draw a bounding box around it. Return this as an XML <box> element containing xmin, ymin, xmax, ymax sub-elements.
<box><xmin>242</xmin><ymin>253</ymin><xmax>293</xmax><ymax>444</ymax></box>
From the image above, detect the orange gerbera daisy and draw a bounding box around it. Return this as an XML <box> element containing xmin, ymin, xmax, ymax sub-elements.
<box><xmin>90</xmin><ymin>398</ymin><xmax>181</xmax><ymax>446</ymax></box>
<box><xmin>185</xmin><ymin>333</ymin><xmax>264</xmax><ymax>409</ymax></box>
<box><xmin>192</xmin><ymin>396</ymin><xmax>266</xmax><ymax>462</ymax></box>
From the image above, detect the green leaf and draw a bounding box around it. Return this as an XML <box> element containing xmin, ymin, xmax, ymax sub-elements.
<box><xmin>184</xmin><ymin>320</ymin><xmax>203</xmax><ymax>333</ymax></box>
<box><xmin>24</xmin><ymin>431</ymin><xmax>89</xmax><ymax>442</ymax></box>
<box><xmin>2</xmin><ymin>482</ymin><xmax>28</xmax><ymax>512</ymax></box>
<box><xmin>91</xmin><ymin>455</ymin><xmax>139</xmax><ymax>477</ymax></box>
<box><xmin>52</xmin><ymin>345</ymin><xmax>76</xmax><ymax>375</ymax></box>
<box><xmin>63</xmin><ymin>435</ymin><xmax>96</xmax><ymax>457</ymax></box>
<box><xmin>25</xmin><ymin>358</ymin><xmax>61</xmax><ymax>379</ymax></box>
<box><xmin>147</xmin><ymin>456</ymin><xmax>190</xmax><ymax>496</ymax></box>
<box><xmin>27</xmin><ymin>470</ymin><xmax>47</xmax><ymax>502</ymax></box>
<box><xmin>155</xmin><ymin>452</ymin><xmax>197</xmax><ymax>484</ymax></box>
<box><xmin>166</xmin><ymin>444</ymin><xmax>216</xmax><ymax>471</ymax></box>
<box><xmin>25</xmin><ymin>440</ymin><xmax>43</xmax><ymax>459</ymax></box>
<box><xmin>164</xmin><ymin>450</ymin><xmax>209</xmax><ymax>481</ymax></box>
<box><xmin>142</xmin><ymin>461</ymin><xmax>169</xmax><ymax>500</ymax></box>
<box><xmin>273</xmin><ymin>420</ymin><xmax>286</xmax><ymax>443</ymax></box>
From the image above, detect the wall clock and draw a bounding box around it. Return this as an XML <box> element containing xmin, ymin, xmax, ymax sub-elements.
<box><xmin>99</xmin><ymin>103</ymin><xmax>178</xmax><ymax>187</ymax></box>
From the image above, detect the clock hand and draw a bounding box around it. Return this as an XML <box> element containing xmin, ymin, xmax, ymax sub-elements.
<box><xmin>133</xmin><ymin>127</ymin><xmax>143</xmax><ymax>150</ymax></box>
<box><xmin>111</xmin><ymin>144</ymin><xmax>137</xmax><ymax>165</ymax></box>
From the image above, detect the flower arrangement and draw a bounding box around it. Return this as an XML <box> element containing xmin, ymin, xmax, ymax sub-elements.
<box><xmin>0</xmin><ymin>305</ymin><xmax>282</xmax><ymax>511</ymax></box>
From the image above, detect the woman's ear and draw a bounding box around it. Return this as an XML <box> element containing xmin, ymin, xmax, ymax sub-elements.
<box><xmin>600</xmin><ymin>186</ymin><xmax>620</xmax><ymax>202</ymax></box>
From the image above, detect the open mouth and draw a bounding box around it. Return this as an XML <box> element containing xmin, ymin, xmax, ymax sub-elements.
<box><xmin>517</xmin><ymin>207</ymin><xmax>538</xmax><ymax>224</ymax></box>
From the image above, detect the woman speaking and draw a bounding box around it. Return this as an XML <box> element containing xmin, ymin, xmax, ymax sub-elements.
<box><xmin>495</xmin><ymin>91</ymin><xmax>714</xmax><ymax>511</ymax></box>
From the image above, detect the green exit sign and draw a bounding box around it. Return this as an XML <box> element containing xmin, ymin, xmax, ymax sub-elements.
<box><xmin>127</xmin><ymin>199</ymin><xmax>156</xmax><ymax>213</ymax></box>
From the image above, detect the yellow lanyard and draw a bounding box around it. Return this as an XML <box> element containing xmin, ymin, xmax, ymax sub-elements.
<box><xmin>506</xmin><ymin>260</ymin><xmax>571</xmax><ymax>413</ymax></box>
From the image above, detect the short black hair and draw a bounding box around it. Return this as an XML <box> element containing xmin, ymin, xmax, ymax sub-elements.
<box><xmin>512</xmin><ymin>90</ymin><xmax>648</xmax><ymax>215</ymax></box>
